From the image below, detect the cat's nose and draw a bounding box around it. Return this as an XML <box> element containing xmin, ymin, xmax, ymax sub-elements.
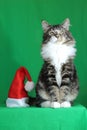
<box><xmin>56</xmin><ymin>34</ymin><xmax>62</xmax><ymax>38</ymax></box>
<box><xmin>58</xmin><ymin>36</ymin><xmax>62</xmax><ymax>41</ymax></box>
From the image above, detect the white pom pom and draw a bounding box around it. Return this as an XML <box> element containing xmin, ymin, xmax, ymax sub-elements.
<box><xmin>24</xmin><ymin>81</ymin><xmax>34</xmax><ymax>92</ymax></box>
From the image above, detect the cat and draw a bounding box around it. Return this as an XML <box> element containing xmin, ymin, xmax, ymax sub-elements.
<box><xmin>30</xmin><ymin>18</ymin><xmax>79</xmax><ymax>108</ymax></box>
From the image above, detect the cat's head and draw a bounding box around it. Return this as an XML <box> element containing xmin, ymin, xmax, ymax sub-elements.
<box><xmin>42</xmin><ymin>18</ymin><xmax>75</xmax><ymax>45</ymax></box>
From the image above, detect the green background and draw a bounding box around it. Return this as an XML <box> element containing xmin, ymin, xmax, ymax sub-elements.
<box><xmin>0</xmin><ymin>0</ymin><xmax>87</xmax><ymax>107</ymax></box>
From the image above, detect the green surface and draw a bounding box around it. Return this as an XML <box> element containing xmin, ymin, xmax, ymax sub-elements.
<box><xmin>0</xmin><ymin>105</ymin><xmax>87</xmax><ymax>130</ymax></box>
<box><xmin>0</xmin><ymin>0</ymin><xmax>87</xmax><ymax>107</ymax></box>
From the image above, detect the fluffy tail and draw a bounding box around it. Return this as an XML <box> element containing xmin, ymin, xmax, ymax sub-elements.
<box><xmin>28</xmin><ymin>96</ymin><xmax>37</xmax><ymax>106</ymax></box>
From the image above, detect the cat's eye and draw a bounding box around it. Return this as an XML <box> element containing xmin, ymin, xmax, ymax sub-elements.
<box><xmin>49</xmin><ymin>31</ymin><xmax>58</xmax><ymax>37</ymax></box>
<box><xmin>49</xmin><ymin>31</ymin><xmax>54</xmax><ymax>35</ymax></box>
<box><xmin>60</xmin><ymin>31</ymin><xmax>64</xmax><ymax>35</ymax></box>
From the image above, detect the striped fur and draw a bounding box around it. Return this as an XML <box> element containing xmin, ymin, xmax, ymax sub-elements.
<box><xmin>35</xmin><ymin>19</ymin><xmax>79</xmax><ymax>108</ymax></box>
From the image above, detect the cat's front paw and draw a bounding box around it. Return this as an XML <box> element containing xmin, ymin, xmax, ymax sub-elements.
<box><xmin>60</xmin><ymin>101</ymin><xmax>71</xmax><ymax>108</ymax></box>
<box><xmin>51</xmin><ymin>102</ymin><xmax>60</xmax><ymax>108</ymax></box>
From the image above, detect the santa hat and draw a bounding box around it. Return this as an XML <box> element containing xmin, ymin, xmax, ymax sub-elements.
<box><xmin>6</xmin><ymin>67</ymin><xmax>34</xmax><ymax>107</ymax></box>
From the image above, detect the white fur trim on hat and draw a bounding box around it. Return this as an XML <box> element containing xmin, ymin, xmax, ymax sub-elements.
<box><xmin>24</xmin><ymin>81</ymin><xmax>34</xmax><ymax>92</ymax></box>
<box><xmin>6</xmin><ymin>97</ymin><xmax>29</xmax><ymax>107</ymax></box>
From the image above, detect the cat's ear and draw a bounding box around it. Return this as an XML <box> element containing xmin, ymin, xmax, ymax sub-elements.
<box><xmin>62</xmin><ymin>18</ymin><xmax>70</xmax><ymax>30</ymax></box>
<box><xmin>42</xmin><ymin>20</ymin><xmax>51</xmax><ymax>32</ymax></box>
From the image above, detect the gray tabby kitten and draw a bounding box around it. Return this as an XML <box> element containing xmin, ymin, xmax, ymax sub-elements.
<box><xmin>35</xmin><ymin>18</ymin><xmax>79</xmax><ymax>108</ymax></box>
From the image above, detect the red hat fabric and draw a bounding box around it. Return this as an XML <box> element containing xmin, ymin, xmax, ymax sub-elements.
<box><xmin>6</xmin><ymin>67</ymin><xmax>34</xmax><ymax>107</ymax></box>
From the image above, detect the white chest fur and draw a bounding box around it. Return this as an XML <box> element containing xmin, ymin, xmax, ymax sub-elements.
<box><xmin>41</xmin><ymin>42</ymin><xmax>76</xmax><ymax>86</ymax></box>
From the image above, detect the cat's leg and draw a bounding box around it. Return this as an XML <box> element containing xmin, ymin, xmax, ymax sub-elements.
<box><xmin>47</xmin><ymin>85</ymin><xmax>61</xmax><ymax>108</ymax></box>
<box><xmin>59</xmin><ymin>85</ymin><xmax>71</xmax><ymax>108</ymax></box>
<box><xmin>50</xmin><ymin>102</ymin><xmax>60</xmax><ymax>108</ymax></box>
<box><xmin>60</xmin><ymin>83</ymin><xmax>79</xmax><ymax>108</ymax></box>
<box><xmin>36</xmin><ymin>63</ymin><xmax>61</xmax><ymax>108</ymax></box>
<box><xmin>37</xmin><ymin>86</ymin><xmax>60</xmax><ymax>108</ymax></box>
<box><xmin>60</xmin><ymin>101</ymin><xmax>71</xmax><ymax>108</ymax></box>
<box><xmin>36</xmin><ymin>89</ymin><xmax>51</xmax><ymax>107</ymax></box>
<box><xmin>36</xmin><ymin>95</ymin><xmax>60</xmax><ymax>108</ymax></box>
<box><xmin>60</xmin><ymin>63</ymin><xmax>79</xmax><ymax>108</ymax></box>
<box><xmin>41</xmin><ymin>101</ymin><xmax>60</xmax><ymax>108</ymax></box>
<box><xmin>41</xmin><ymin>101</ymin><xmax>51</xmax><ymax>107</ymax></box>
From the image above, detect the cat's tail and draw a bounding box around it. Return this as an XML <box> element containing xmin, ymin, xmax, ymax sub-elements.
<box><xmin>28</xmin><ymin>96</ymin><xmax>37</xmax><ymax>106</ymax></box>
